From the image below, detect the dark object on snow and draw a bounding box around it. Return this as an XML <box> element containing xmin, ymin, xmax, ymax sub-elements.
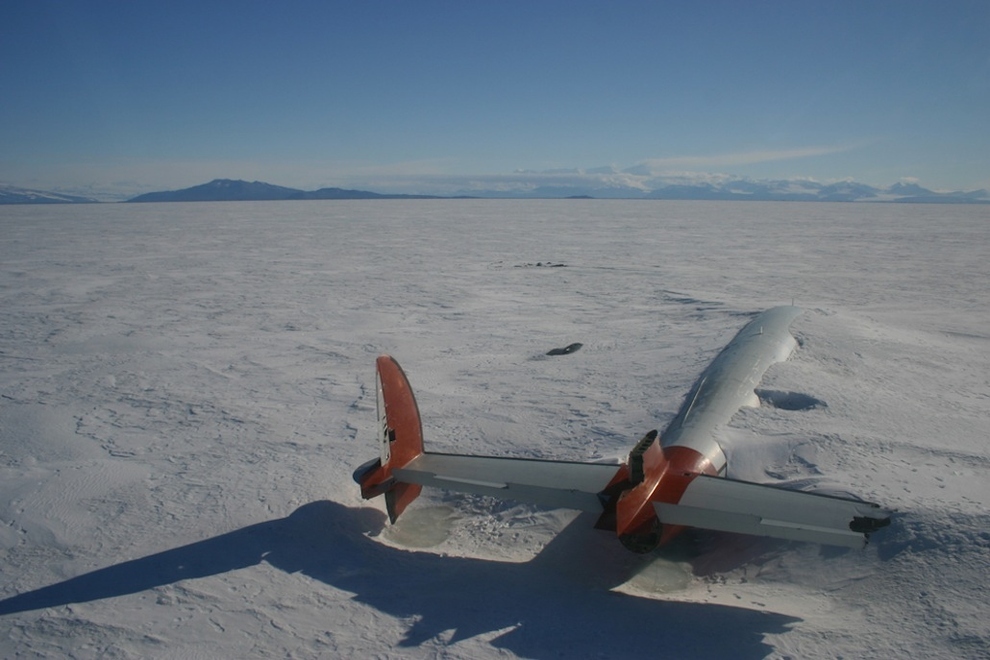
<box><xmin>546</xmin><ymin>343</ymin><xmax>583</xmax><ymax>356</ymax></box>
<box><xmin>850</xmin><ymin>515</ymin><xmax>891</xmax><ymax>534</ymax></box>
<box><xmin>755</xmin><ymin>389</ymin><xmax>826</xmax><ymax>411</ymax></box>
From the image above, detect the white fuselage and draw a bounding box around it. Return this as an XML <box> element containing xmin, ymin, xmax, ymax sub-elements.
<box><xmin>660</xmin><ymin>306</ymin><xmax>802</xmax><ymax>475</ymax></box>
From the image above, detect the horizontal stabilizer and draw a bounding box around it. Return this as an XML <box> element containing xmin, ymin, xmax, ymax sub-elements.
<box><xmin>393</xmin><ymin>452</ymin><xmax>620</xmax><ymax>512</ymax></box>
<box><xmin>653</xmin><ymin>474</ymin><xmax>891</xmax><ymax>548</ymax></box>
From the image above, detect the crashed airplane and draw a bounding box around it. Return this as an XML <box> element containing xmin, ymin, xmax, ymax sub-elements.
<box><xmin>355</xmin><ymin>306</ymin><xmax>891</xmax><ymax>553</ymax></box>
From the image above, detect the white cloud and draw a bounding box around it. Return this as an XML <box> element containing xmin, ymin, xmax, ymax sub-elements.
<box><xmin>634</xmin><ymin>144</ymin><xmax>861</xmax><ymax>172</ymax></box>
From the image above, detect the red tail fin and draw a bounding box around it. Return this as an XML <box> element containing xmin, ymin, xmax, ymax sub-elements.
<box><xmin>354</xmin><ymin>355</ymin><xmax>425</xmax><ymax>522</ymax></box>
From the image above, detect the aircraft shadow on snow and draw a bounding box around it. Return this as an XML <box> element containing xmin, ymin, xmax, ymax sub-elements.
<box><xmin>0</xmin><ymin>501</ymin><xmax>800</xmax><ymax>658</ymax></box>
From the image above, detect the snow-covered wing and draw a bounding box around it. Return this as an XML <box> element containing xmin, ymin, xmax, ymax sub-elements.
<box><xmin>653</xmin><ymin>474</ymin><xmax>892</xmax><ymax>548</ymax></box>
<box><xmin>393</xmin><ymin>453</ymin><xmax>619</xmax><ymax>512</ymax></box>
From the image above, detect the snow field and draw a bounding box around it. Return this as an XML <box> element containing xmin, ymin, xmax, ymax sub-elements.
<box><xmin>1</xmin><ymin>200</ymin><xmax>988</xmax><ymax>658</ymax></box>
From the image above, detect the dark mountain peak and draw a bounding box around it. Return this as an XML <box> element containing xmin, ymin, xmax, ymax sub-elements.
<box><xmin>127</xmin><ymin>180</ymin><xmax>446</xmax><ymax>202</ymax></box>
<box><xmin>129</xmin><ymin>179</ymin><xmax>304</xmax><ymax>202</ymax></box>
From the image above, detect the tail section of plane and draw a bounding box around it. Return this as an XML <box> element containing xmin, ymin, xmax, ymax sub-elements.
<box><xmin>355</xmin><ymin>356</ymin><xmax>623</xmax><ymax>522</ymax></box>
<box><xmin>353</xmin><ymin>355</ymin><xmax>425</xmax><ymax>522</ymax></box>
<box><xmin>354</xmin><ymin>352</ymin><xmax>892</xmax><ymax>551</ymax></box>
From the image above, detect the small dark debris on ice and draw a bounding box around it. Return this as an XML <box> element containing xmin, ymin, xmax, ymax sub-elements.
<box><xmin>546</xmin><ymin>343</ymin><xmax>583</xmax><ymax>356</ymax></box>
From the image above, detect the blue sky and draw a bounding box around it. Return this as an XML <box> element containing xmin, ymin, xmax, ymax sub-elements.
<box><xmin>2</xmin><ymin>1</ymin><xmax>988</xmax><ymax>197</ymax></box>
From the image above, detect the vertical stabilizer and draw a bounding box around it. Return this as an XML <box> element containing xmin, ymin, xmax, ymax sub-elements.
<box><xmin>353</xmin><ymin>356</ymin><xmax>425</xmax><ymax>522</ymax></box>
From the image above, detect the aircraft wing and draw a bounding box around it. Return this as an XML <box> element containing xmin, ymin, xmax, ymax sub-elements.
<box><xmin>653</xmin><ymin>473</ymin><xmax>891</xmax><ymax>548</ymax></box>
<box><xmin>393</xmin><ymin>453</ymin><xmax>619</xmax><ymax>512</ymax></box>
<box><xmin>392</xmin><ymin>453</ymin><xmax>891</xmax><ymax>548</ymax></box>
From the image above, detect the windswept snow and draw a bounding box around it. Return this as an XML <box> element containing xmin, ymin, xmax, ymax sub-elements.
<box><xmin>1</xmin><ymin>200</ymin><xmax>989</xmax><ymax>658</ymax></box>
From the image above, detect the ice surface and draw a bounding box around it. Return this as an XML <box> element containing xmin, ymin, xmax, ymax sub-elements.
<box><xmin>1</xmin><ymin>200</ymin><xmax>988</xmax><ymax>657</ymax></box>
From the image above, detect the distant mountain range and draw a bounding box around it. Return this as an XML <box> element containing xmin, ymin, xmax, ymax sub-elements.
<box><xmin>2</xmin><ymin>176</ymin><xmax>988</xmax><ymax>204</ymax></box>
<box><xmin>122</xmin><ymin>177</ymin><xmax>990</xmax><ymax>203</ymax></box>
<box><xmin>465</xmin><ymin>171</ymin><xmax>990</xmax><ymax>203</ymax></box>
<box><xmin>126</xmin><ymin>179</ymin><xmax>446</xmax><ymax>203</ymax></box>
